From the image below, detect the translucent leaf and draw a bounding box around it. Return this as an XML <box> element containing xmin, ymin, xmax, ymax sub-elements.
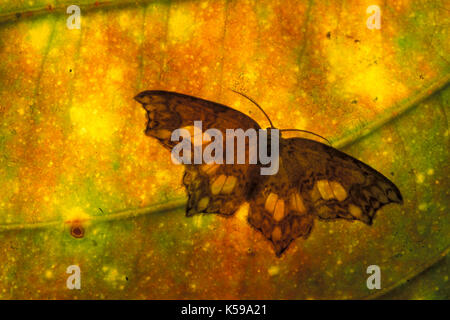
<box><xmin>0</xmin><ymin>0</ymin><xmax>448</xmax><ymax>299</ymax></box>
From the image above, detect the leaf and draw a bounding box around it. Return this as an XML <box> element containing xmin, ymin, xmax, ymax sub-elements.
<box><xmin>378</xmin><ymin>253</ymin><xmax>449</xmax><ymax>299</ymax></box>
<box><xmin>0</xmin><ymin>0</ymin><xmax>448</xmax><ymax>299</ymax></box>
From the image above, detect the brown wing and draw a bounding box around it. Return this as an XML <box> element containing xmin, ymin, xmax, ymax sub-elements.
<box><xmin>135</xmin><ymin>90</ymin><xmax>261</xmax><ymax>216</ymax></box>
<box><xmin>134</xmin><ymin>90</ymin><xmax>260</xmax><ymax>150</ymax></box>
<box><xmin>248</xmin><ymin>137</ymin><xmax>403</xmax><ymax>257</ymax></box>
<box><xmin>247</xmin><ymin>155</ymin><xmax>316</xmax><ymax>257</ymax></box>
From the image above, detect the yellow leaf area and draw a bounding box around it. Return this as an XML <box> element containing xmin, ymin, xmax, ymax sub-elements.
<box><xmin>0</xmin><ymin>0</ymin><xmax>448</xmax><ymax>299</ymax></box>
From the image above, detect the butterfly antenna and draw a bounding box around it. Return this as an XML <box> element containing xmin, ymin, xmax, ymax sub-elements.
<box><xmin>229</xmin><ymin>89</ymin><xmax>275</xmax><ymax>128</ymax></box>
<box><xmin>280</xmin><ymin>129</ymin><xmax>332</xmax><ymax>145</ymax></box>
<box><xmin>229</xmin><ymin>89</ymin><xmax>330</xmax><ymax>145</ymax></box>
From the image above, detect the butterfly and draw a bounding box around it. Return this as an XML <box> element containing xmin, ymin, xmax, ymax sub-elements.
<box><xmin>134</xmin><ymin>90</ymin><xmax>403</xmax><ymax>257</ymax></box>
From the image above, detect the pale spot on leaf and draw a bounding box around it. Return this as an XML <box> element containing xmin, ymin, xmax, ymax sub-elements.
<box><xmin>418</xmin><ymin>203</ymin><xmax>427</xmax><ymax>211</ymax></box>
<box><xmin>416</xmin><ymin>173</ymin><xmax>425</xmax><ymax>184</ymax></box>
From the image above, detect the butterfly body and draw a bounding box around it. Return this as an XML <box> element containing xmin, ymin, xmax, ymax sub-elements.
<box><xmin>135</xmin><ymin>90</ymin><xmax>403</xmax><ymax>256</ymax></box>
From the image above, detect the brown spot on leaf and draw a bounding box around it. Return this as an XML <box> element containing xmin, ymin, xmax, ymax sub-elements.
<box><xmin>70</xmin><ymin>223</ymin><xmax>85</xmax><ymax>238</ymax></box>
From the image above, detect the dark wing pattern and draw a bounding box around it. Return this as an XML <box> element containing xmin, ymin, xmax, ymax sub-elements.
<box><xmin>135</xmin><ymin>90</ymin><xmax>261</xmax><ymax>216</ymax></box>
<box><xmin>134</xmin><ymin>90</ymin><xmax>260</xmax><ymax>150</ymax></box>
<box><xmin>248</xmin><ymin>137</ymin><xmax>403</xmax><ymax>256</ymax></box>
<box><xmin>182</xmin><ymin>162</ymin><xmax>259</xmax><ymax>216</ymax></box>
<box><xmin>247</xmin><ymin>156</ymin><xmax>316</xmax><ymax>257</ymax></box>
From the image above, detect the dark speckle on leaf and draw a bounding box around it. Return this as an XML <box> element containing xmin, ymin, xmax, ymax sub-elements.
<box><xmin>70</xmin><ymin>224</ymin><xmax>85</xmax><ymax>238</ymax></box>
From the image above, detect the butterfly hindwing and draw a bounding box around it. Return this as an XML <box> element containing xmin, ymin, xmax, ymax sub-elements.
<box><xmin>183</xmin><ymin>162</ymin><xmax>259</xmax><ymax>216</ymax></box>
<box><xmin>247</xmin><ymin>158</ymin><xmax>316</xmax><ymax>256</ymax></box>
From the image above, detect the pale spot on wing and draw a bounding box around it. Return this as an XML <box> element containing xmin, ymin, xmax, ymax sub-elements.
<box><xmin>197</xmin><ymin>197</ymin><xmax>209</xmax><ymax>211</ymax></box>
<box><xmin>330</xmin><ymin>181</ymin><xmax>347</xmax><ymax>201</ymax></box>
<box><xmin>349</xmin><ymin>204</ymin><xmax>363</xmax><ymax>219</ymax></box>
<box><xmin>273</xmin><ymin>199</ymin><xmax>285</xmax><ymax>222</ymax></box>
<box><xmin>201</xmin><ymin>163</ymin><xmax>220</xmax><ymax>175</ymax></box>
<box><xmin>211</xmin><ymin>174</ymin><xmax>227</xmax><ymax>195</ymax></box>
<box><xmin>317</xmin><ymin>180</ymin><xmax>334</xmax><ymax>200</ymax></box>
<box><xmin>182</xmin><ymin>125</ymin><xmax>210</xmax><ymax>145</ymax></box>
<box><xmin>310</xmin><ymin>184</ymin><xmax>322</xmax><ymax>202</ymax></box>
<box><xmin>265</xmin><ymin>193</ymin><xmax>278</xmax><ymax>213</ymax></box>
<box><xmin>221</xmin><ymin>176</ymin><xmax>237</xmax><ymax>194</ymax></box>
<box><xmin>153</xmin><ymin>129</ymin><xmax>172</xmax><ymax>139</ymax></box>
<box><xmin>289</xmin><ymin>192</ymin><xmax>307</xmax><ymax>214</ymax></box>
<box><xmin>272</xmin><ymin>226</ymin><xmax>282</xmax><ymax>242</ymax></box>
<box><xmin>235</xmin><ymin>202</ymin><xmax>249</xmax><ymax>222</ymax></box>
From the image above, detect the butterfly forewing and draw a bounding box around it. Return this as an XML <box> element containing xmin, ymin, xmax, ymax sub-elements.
<box><xmin>284</xmin><ymin>138</ymin><xmax>403</xmax><ymax>222</ymax></box>
<box><xmin>247</xmin><ymin>137</ymin><xmax>403</xmax><ymax>256</ymax></box>
<box><xmin>134</xmin><ymin>91</ymin><xmax>260</xmax><ymax>150</ymax></box>
<box><xmin>135</xmin><ymin>90</ymin><xmax>262</xmax><ymax>216</ymax></box>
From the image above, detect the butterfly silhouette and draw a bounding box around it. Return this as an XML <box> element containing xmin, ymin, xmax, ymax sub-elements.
<box><xmin>134</xmin><ymin>90</ymin><xmax>403</xmax><ymax>257</ymax></box>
